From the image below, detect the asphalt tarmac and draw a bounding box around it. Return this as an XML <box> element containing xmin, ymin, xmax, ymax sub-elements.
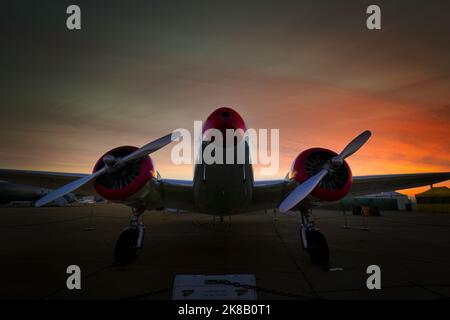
<box><xmin>0</xmin><ymin>204</ymin><xmax>449</xmax><ymax>300</ymax></box>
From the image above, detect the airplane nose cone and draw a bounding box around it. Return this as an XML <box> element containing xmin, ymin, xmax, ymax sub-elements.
<box><xmin>220</xmin><ymin>110</ymin><xmax>232</xmax><ymax>120</ymax></box>
<box><xmin>202</xmin><ymin>107</ymin><xmax>246</xmax><ymax>136</ymax></box>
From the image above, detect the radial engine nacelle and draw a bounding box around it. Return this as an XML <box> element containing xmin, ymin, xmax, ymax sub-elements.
<box><xmin>289</xmin><ymin>148</ymin><xmax>353</xmax><ymax>202</ymax></box>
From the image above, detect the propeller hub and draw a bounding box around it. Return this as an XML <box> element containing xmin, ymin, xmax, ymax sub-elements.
<box><xmin>330</xmin><ymin>156</ymin><xmax>344</xmax><ymax>168</ymax></box>
<box><xmin>103</xmin><ymin>154</ymin><xmax>117</xmax><ymax>166</ymax></box>
<box><xmin>102</xmin><ymin>154</ymin><xmax>127</xmax><ymax>175</ymax></box>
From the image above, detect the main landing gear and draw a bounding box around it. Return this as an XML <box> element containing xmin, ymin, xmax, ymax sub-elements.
<box><xmin>299</xmin><ymin>209</ymin><xmax>330</xmax><ymax>270</ymax></box>
<box><xmin>114</xmin><ymin>207</ymin><xmax>145</xmax><ymax>264</ymax></box>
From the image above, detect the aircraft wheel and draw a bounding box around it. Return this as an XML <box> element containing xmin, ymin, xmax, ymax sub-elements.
<box><xmin>305</xmin><ymin>229</ymin><xmax>330</xmax><ymax>269</ymax></box>
<box><xmin>114</xmin><ymin>228</ymin><xmax>139</xmax><ymax>264</ymax></box>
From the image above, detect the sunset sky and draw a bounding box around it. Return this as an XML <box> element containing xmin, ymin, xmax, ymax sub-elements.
<box><xmin>1</xmin><ymin>0</ymin><xmax>449</xmax><ymax>196</ymax></box>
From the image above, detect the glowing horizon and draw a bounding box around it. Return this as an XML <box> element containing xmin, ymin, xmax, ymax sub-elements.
<box><xmin>1</xmin><ymin>1</ymin><xmax>449</xmax><ymax>198</ymax></box>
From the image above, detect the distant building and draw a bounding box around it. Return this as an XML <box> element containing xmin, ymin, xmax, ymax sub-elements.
<box><xmin>340</xmin><ymin>191</ymin><xmax>411</xmax><ymax>211</ymax></box>
<box><xmin>415</xmin><ymin>187</ymin><xmax>450</xmax><ymax>213</ymax></box>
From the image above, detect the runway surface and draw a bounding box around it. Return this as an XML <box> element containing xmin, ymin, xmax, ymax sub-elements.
<box><xmin>0</xmin><ymin>204</ymin><xmax>449</xmax><ymax>300</ymax></box>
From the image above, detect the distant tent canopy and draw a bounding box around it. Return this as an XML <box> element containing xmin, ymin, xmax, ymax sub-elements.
<box><xmin>416</xmin><ymin>187</ymin><xmax>450</xmax><ymax>213</ymax></box>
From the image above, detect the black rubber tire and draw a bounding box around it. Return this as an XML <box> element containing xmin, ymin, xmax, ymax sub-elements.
<box><xmin>114</xmin><ymin>228</ymin><xmax>139</xmax><ymax>264</ymax></box>
<box><xmin>305</xmin><ymin>229</ymin><xmax>330</xmax><ymax>268</ymax></box>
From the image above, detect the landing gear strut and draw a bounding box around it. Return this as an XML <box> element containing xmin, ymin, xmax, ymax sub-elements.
<box><xmin>300</xmin><ymin>208</ymin><xmax>329</xmax><ymax>269</ymax></box>
<box><xmin>114</xmin><ymin>207</ymin><xmax>145</xmax><ymax>264</ymax></box>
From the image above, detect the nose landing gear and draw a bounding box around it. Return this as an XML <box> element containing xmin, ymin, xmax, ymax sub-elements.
<box><xmin>300</xmin><ymin>209</ymin><xmax>330</xmax><ymax>270</ymax></box>
<box><xmin>114</xmin><ymin>207</ymin><xmax>145</xmax><ymax>264</ymax></box>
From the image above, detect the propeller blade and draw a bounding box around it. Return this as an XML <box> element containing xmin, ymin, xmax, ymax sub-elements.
<box><xmin>122</xmin><ymin>131</ymin><xmax>180</xmax><ymax>163</ymax></box>
<box><xmin>338</xmin><ymin>130</ymin><xmax>372</xmax><ymax>159</ymax></box>
<box><xmin>35</xmin><ymin>169</ymin><xmax>105</xmax><ymax>207</ymax></box>
<box><xmin>35</xmin><ymin>132</ymin><xmax>180</xmax><ymax>207</ymax></box>
<box><xmin>279</xmin><ymin>169</ymin><xmax>328</xmax><ymax>213</ymax></box>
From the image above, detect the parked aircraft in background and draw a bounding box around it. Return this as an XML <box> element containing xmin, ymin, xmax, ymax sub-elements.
<box><xmin>0</xmin><ymin>181</ymin><xmax>76</xmax><ymax>206</ymax></box>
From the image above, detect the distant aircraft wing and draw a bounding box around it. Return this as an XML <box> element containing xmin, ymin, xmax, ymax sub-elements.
<box><xmin>0</xmin><ymin>169</ymin><xmax>95</xmax><ymax>196</ymax></box>
<box><xmin>349</xmin><ymin>172</ymin><xmax>450</xmax><ymax>197</ymax></box>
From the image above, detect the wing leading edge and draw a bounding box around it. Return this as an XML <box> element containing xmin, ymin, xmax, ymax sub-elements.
<box><xmin>349</xmin><ymin>172</ymin><xmax>450</xmax><ymax>197</ymax></box>
<box><xmin>0</xmin><ymin>169</ymin><xmax>94</xmax><ymax>195</ymax></box>
<box><xmin>250</xmin><ymin>172</ymin><xmax>450</xmax><ymax>211</ymax></box>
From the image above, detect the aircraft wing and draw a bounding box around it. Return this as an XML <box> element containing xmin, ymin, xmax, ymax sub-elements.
<box><xmin>349</xmin><ymin>172</ymin><xmax>450</xmax><ymax>196</ymax></box>
<box><xmin>250</xmin><ymin>172</ymin><xmax>450</xmax><ymax>211</ymax></box>
<box><xmin>160</xmin><ymin>179</ymin><xmax>196</xmax><ymax>212</ymax></box>
<box><xmin>2</xmin><ymin>168</ymin><xmax>449</xmax><ymax>211</ymax></box>
<box><xmin>0</xmin><ymin>169</ymin><xmax>95</xmax><ymax>196</ymax></box>
<box><xmin>250</xmin><ymin>180</ymin><xmax>288</xmax><ymax>211</ymax></box>
<box><xmin>0</xmin><ymin>169</ymin><xmax>196</xmax><ymax>210</ymax></box>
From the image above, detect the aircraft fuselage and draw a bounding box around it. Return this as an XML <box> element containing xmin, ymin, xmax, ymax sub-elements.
<box><xmin>193</xmin><ymin>143</ymin><xmax>254</xmax><ymax>216</ymax></box>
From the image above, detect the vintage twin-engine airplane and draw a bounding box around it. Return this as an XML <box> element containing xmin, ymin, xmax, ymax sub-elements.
<box><xmin>1</xmin><ymin>107</ymin><xmax>449</xmax><ymax>266</ymax></box>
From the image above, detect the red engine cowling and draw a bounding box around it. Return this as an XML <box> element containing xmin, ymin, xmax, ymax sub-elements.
<box><xmin>92</xmin><ymin>146</ymin><xmax>156</xmax><ymax>201</ymax></box>
<box><xmin>289</xmin><ymin>148</ymin><xmax>353</xmax><ymax>201</ymax></box>
<box><xmin>202</xmin><ymin>107</ymin><xmax>247</xmax><ymax>136</ymax></box>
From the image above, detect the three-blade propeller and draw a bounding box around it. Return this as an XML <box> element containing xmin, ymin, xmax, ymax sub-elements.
<box><xmin>35</xmin><ymin>132</ymin><xmax>180</xmax><ymax>207</ymax></box>
<box><xmin>278</xmin><ymin>130</ymin><xmax>372</xmax><ymax>213</ymax></box>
